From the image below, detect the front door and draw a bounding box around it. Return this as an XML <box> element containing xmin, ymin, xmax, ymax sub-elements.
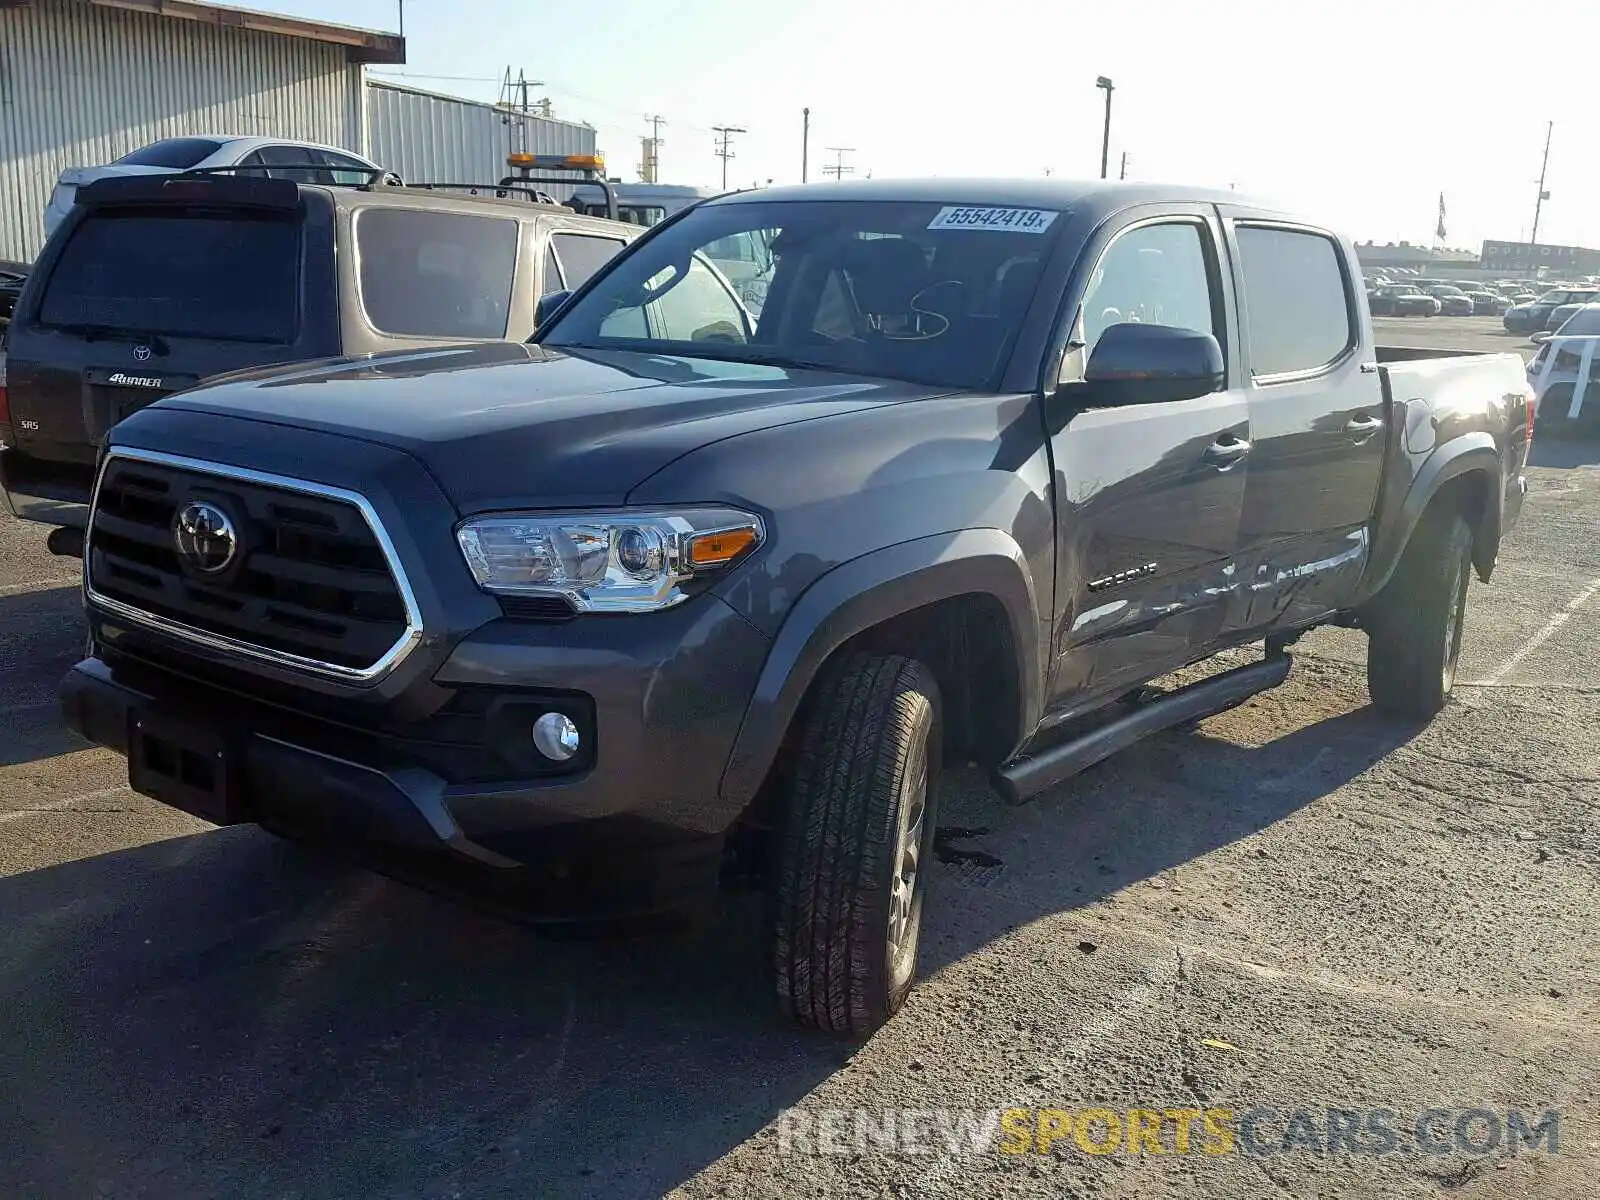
<box><xmin>1223</xmin><ymin>219</ymin><xmax>1386</xmax><ymax>632</ymax></box>
<box><xmin>1046</xmin><ymin>210</ymin><xmax>1251</xmax><ymax>716</ymax></box>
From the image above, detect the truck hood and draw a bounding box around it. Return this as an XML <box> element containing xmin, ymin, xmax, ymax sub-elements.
<box><xmin>153</xmin><ymin>342</ymin><xmax>943</xmax><ymax>513</ymax></box>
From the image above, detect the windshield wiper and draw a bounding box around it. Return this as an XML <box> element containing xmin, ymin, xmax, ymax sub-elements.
<box><xmin>52</xmin><ymin>324</ymin><xmax>171</xmax><ymax>356</ymax></box>
<box><xmin>682</xmin><ymin>349</ymin><xmax>853</xmax><ymax>374</ymax></box>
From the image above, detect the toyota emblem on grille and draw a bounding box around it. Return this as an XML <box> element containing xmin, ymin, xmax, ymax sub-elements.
<box><xmin>132</xmin><ymin>344</ymin><xmax>153</xmax><ymax>363</ymax></box>
<box><xmin>173</xmin><ymin>500</ymin><xmax>238</xmax><ymax>574</ymax></box>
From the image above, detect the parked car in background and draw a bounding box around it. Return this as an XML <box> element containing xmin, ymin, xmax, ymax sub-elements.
<box><xmin>1527</xmin><ymin>303</ymin><xmax>1600</xmax><ymax>424</ymax></box>
<box><xmin>41</xmin><ymin>136</ymin><xmax>393</xmax><ymax>241</ymax></box>
<box><xmin>5</xmin><ymin>171</ymin><xmax>639</xmax><ymax>540</ymax></box>
<box><xmin>566</xmin><ymin>182</ymin><xmax>716</xmax><ymax>228</ymax></box>
<box><xmin>1504</xmin><ymin>287</ymin><xmax>1600</xmax><ymax>334</ymax></box>
<box><xmin>1541</xmin><ymin>299</ymin><xmax>1600</xmax><ymax>335</ymax></box>
<box><xmin>1425</xmin><ymin>284</ymin><xmax>1474</xmax><ymax>316</ymax></box>
<box><xmin>1370</xmin><ymin>283</ymin><xmax>1441</xmax><ymax>316</ymax></box>
<box><xmin>1464</xmin><ymin>290</ymin><xmax>1507</xmax><ymax>316</ymax></box>
<box><xmin>0</xmin><ymin>259</ymin><xmax>27</xmax><ymax>328</ymax></box>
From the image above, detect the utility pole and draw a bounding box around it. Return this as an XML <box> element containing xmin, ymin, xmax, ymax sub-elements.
<box><xmin>641</xmin><ymin>114</ymin><xmax>666</xmax><ymax>183</ymax></box>
<box><xmin>500</xmin><ymin>69</ymin><xmax>546</xmax><ymax>157</ymax></box>
<box><xmin>1119</xmin><ymin>151</ymin><xmax>1128</xmax><ymax>180</ymax></box>
<box><xmin>802</xmin><ymin>107</ymin><xmax>810</xmax><ymax>183</ymax></box>
<box><xmin>711</xmin><ymin>125</ymin><xmax>746</xmax><ymax>190</ymax></box>
<box><xmin>397</xmin><ymin>0</ymin><xmax>404</xmax><ymax>40</ymax></box>
<box><xmin>1530</xmin><ymin>120</ymin><xmax>1553</xmax><ymax>262</ymax></box>
<box><xmin>1095</xmin><ymin>76</ymin><xmax>1114</xmax><ymax>179</ymax></box>
<box><xmin>822</xmin><ymin>147</ymin><xmax>855</xmax><ymax>180</ymax></box>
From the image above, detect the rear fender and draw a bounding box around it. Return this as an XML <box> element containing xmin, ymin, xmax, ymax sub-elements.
<box><xmin>718</xmin><ymin>529</ymin><xmax>1043</xmax><ymax>807</ymax></box>
<box><xmin>1362</xmin><ymin>431</ymin><xmax>1502</xmax><ymax>602</ymax></box>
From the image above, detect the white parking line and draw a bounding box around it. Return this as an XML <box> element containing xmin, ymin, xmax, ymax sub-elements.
<box><xmin>1479</xmin><ymin>573</ymin><xmax>1600</xmax><ymax>686</ymax></box>
<box><xmin>0</xmin><ymin>784</ymin><xmax>132</xmax><ymax>823</ymax></box>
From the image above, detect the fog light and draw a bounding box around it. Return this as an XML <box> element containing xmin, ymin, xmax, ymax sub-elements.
<box><xmin>532</xmin><ymin>711</ymin><xmax>581</xmax><ymax>761</ymax></box>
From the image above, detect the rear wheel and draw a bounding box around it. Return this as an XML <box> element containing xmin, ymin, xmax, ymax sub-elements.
<box><xmin>773</xmin><ymin>654</ymin><xmax>941</xmax><ymax>1035</ymax></box>
<box><xmin>1365</xmin><ymin>507</ymin><xmax>1474</xmax><ymax>719</ymax></box>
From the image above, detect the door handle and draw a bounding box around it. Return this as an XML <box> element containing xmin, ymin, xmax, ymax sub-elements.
<box><xmin>1203</xmin><ymin>434</ymin><xmax>1252</xmax><ymax>467</ymax></box>
<box><xmin>1345</xmin><ymin>414</ymin><xmax>1385</xmax><ymax>438</ymax></box>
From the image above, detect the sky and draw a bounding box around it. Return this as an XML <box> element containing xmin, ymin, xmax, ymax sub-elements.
<box><xmin>274</xmin><ymin>0</ymin><xmax>1600</xmax><ymax>251</ymax></box>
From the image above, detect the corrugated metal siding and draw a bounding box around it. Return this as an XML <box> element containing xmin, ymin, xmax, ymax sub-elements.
<box><xmin>0</xmin><ymin>0</ymin><xmax>364</xmax><ymax>261</ymax></box>
<box><xmin>366</xmin><ymin>80</ymin><xmax>597</xmax><ymax>201</ymax></box>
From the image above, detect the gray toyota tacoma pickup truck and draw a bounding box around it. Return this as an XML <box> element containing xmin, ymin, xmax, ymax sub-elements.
<box><xmin>60</xmin><ymin>180</ymin><xmax>1534</xmax><ymax>1034</ymax></box>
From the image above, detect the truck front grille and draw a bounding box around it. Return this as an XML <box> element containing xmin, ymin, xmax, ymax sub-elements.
<box><xmin>86</xmin><ymin>449</ymin><xmax>420</xmax><ymax>680</ymax></box>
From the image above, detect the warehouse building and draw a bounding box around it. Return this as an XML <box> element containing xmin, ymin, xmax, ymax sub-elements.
<box><xmin>366</xmin><ymin>79</ymin><xmax>600</xmax><ymax>204</ymax></box>
<box><xmin>0</xmin><ymin>0</ymin><xmax>601</xmax><ymax>261</ymax></box>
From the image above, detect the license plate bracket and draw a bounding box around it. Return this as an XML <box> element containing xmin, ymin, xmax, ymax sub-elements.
<box><xmin>128</xmin><ymin>708</ymin><xmax>241</xmax><ymax>824</ymax></box>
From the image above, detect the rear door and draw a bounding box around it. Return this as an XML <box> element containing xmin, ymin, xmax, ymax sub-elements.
<box><xmin>1046</xmin><ymin>206</ymin><xmax>1251</xmax><ymax>712</ymax></box>
<box><xmin>1221</xmin><ymin>217</ymin><xmax>1385</xmax><ymax>632</ymax></box>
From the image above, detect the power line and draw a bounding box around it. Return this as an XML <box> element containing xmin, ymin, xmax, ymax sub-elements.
<box><xmin>822</xmin><ymin>147</ymin><xmax>855</xmax><ymax>180</ymax></box>
<box><xmin>711</xmin><ymin>125</ymin><xmax>746</xmax><ymax>189</ymax></box>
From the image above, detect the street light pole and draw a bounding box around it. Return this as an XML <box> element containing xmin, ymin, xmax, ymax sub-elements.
<box><xmin>802</xmin><ymin>107</ymin><xmax>810</xmax><ymax>183</ymax></box>
<box><xmin>1095</xmin><ymin>76</ymin><xmax>1114</xmax><ymax>180</ymax></box>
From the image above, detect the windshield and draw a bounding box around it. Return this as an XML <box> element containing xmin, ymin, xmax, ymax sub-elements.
<box><xmin>538</xmin><ymin>199</ymin><xmax>1064</xmax><ymax>390</ymax></box>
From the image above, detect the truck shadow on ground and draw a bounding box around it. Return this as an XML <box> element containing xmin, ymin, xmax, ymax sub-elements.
<box><xmin>0</xmin><ymin>689</ymin><xmax>1419</xmax><ymax>1200</ymax></box>
<box><xmin>0</xmin><ymin>583</ymin><xmax>88</xmax><ymax>767</ymax></box>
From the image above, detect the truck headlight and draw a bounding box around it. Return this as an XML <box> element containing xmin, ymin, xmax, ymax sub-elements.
<box><xmin>455</xmin><ymin>508</ymin><xmax>764</xmax><ymax>613</ymax></box>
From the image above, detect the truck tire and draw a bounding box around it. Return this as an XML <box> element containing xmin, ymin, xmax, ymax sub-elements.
<box><xmin>774</xmin><ymin>653</ymin><xmax>941</xmax><ymax>1035</ymax></box>
<box><xmin>1365</xmin><ymin>507</ymin><xmax>1474</xmax><ymax>718</ymax></box>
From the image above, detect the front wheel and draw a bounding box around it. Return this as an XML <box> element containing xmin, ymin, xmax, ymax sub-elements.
<box><xmin>773</xmin><ymin>654</ymin><xmax>941</xmax><ymax>1035</ymax></box>
<box><xmin>1365</xmin><ymin>507</ymin><xmax>1474</xmax><ymax>718</ymax></box>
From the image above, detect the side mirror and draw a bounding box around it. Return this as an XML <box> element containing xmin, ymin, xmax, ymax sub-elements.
<box><xmin>1530</xmin><ymin>331</ymin><xmax>1552</xmax><ymax>345</ymax></box>
<box><xmin>534</xmin><ymin>290</ymin><xmax>572</xmax><ymax>332</ymax></box>
<box><xmin>1079</xmin><ymin>322</ymin><xmax>1225</xmax><ymax>406</ymax></box>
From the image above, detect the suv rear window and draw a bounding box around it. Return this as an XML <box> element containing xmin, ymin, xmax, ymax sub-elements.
<box><xmin>38</xmin><ymin>208</ymin><xmax>299</xmax><ymax>342</ymax></box>
<box><xmin>356</xmin><ymin>209</ymin><xmax>517</xmax><ymax>338</ymax></box>
<box><xmin>112</xmin><ymin>138</ymin><xmax>224</xmax><ymax>169</ymax></box>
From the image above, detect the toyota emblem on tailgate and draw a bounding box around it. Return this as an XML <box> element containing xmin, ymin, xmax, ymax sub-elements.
<box><xmin>132</xmin><ymin>344</ymin><xmax>153</xmax><ymax>362</ymax></box>
<box><xmin>173</xmin><ymin>500</ymin><xmax>238</xmax><ymax>574</ymax></box>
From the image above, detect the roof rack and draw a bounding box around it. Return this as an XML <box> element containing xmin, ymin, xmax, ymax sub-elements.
<box><xmin>405</xmin><ymin>182</ymin><xmax>561</xmax><ymax>206</ymax></box>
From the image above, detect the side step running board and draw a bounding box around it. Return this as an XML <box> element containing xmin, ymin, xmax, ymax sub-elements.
<box><xmin>994</xmin><ymin>655</ymin><xmax>1292</xmax><ymax>803</ymax></box>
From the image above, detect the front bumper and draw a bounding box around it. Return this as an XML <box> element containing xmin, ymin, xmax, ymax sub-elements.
<box><xmin>67</xmin><ymin>590</ymin><xmax>774</xmax><ymax>908</ymax></box>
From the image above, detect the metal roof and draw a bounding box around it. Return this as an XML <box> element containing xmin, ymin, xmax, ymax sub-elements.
<box><xmin>42</xmin><ymin>0</ymin><xmax>406</xmax><ymax>62</ymax></box>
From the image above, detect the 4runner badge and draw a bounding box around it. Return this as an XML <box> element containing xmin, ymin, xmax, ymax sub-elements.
<box><xmin>107</xmin><ymin>373</ymin><xmax>163</xmax><ymax>388</ymax></box>
<box><xmin>132</xmin><ymin>345</ymin><xmax>153</xmax><ymax>363</ymax></box>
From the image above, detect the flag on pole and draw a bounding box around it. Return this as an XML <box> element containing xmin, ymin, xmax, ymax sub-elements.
<box><xmin>1436</xmin><ymin>193</ymin><xmax>1447</xmax><ymax>242</ymax></box>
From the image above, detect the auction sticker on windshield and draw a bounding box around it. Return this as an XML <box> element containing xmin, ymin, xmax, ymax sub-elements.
<box><xmin>927</xmin><ymin>206</ymin><xmax>1059</xmax><ymax>233</ymax></box>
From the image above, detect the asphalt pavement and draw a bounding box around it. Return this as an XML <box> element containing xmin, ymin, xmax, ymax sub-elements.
<box><xmin>1</xmin><ymin>365</ymin><xmax>1597</xmax><ymax>1197</ymax></box>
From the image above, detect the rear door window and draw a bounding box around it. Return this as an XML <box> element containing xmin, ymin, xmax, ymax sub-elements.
<box><xmin>1234</xmin><ymin>225</ymin><xmax>1355</xmax><ymax>378</ymax></box>
<box><xmin>550</xmin><ymin>232</ymin><xmax>629</xmax><ymax>290</ymax></box>
<box><xmin>356</xmin><ymin>208</ymin><xmax>518</xmax><ymax>338</ymax></box>
<box><xmin>38</xmin><ymin>209</ymin><xmax>299</xmax><ymax>342</ymax></box>
<box><xmin>246</xmin><ymin>145</ymin><xmax>320</xmax><ymax>182</ymax></box>
<box><xmin>312</xmin><ymin>149</ymin><xmax>374</xmax><ymax>186</ymax></box>
<box><xmin>112</xmin><ymin>138</ymin><xmax>223</xmax><ymax>168</ymax></box>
